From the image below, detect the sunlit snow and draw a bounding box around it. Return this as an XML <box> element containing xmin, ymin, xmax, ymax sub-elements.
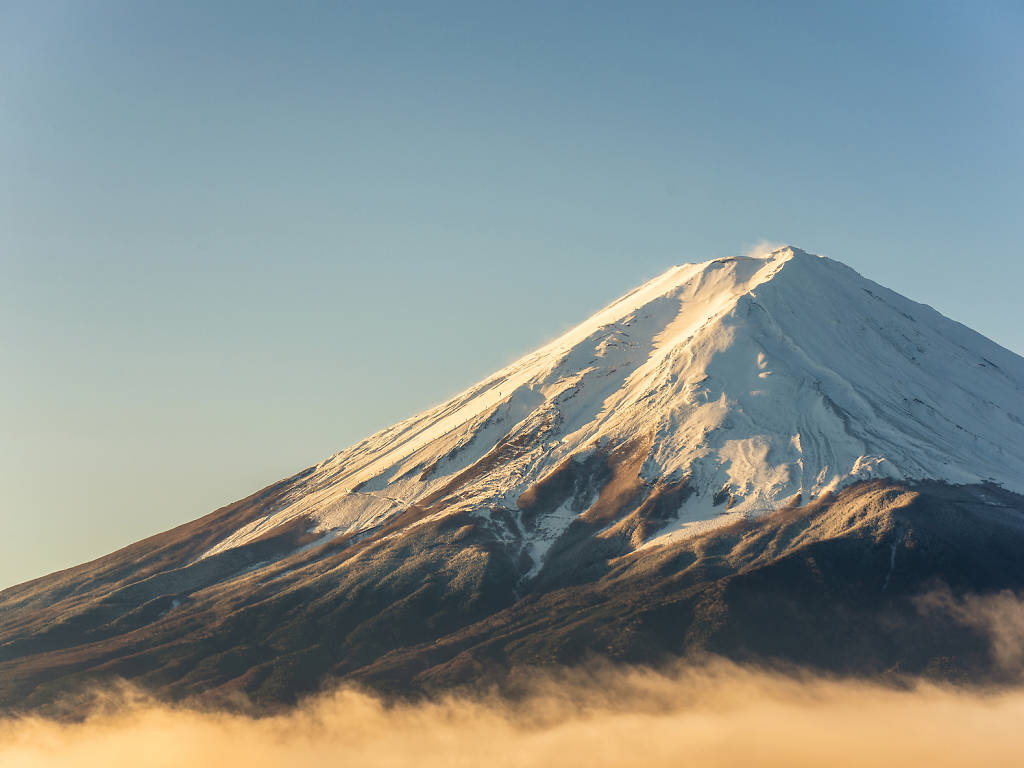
<box><xmin>201</xmin><ymin>247</ymin><xmax>1024</xmax><ymax>566</ymax></box>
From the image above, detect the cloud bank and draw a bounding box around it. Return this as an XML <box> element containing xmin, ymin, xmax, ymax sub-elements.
<box><xmin>4</xmin><ymin>661</ymin><xmax>1024</xmax><ymax>768</ymax></box>
<box><xmin>916</xmin><ymin>586</ymin><xmax>1024</xmax><ymax>674</ymax></box>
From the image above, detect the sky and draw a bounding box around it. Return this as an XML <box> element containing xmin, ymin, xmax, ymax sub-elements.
<box><xmin>2</xmin><ymin>0</ymin><xmax>1022</xmax><ymax>589</ymax></box>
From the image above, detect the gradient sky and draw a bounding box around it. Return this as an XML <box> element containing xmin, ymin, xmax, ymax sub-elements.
<box><xmin>2</xmin><ymin>1</ymin><xmax>1022</xmax><ymax>589</ymax></box>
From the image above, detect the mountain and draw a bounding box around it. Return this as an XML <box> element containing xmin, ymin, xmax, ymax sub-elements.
<box><xmin>3</xmin><ymin>246</ymin><xmax>1024</xmax><ymax>713</ymax></box>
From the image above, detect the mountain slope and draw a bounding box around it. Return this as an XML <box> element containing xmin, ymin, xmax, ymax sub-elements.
<box><xmin>193</xmin><ymin>246</ymin><xmax>1024</xmax><ymax>565</ymax></box>
<box><xmin>203</xmin><ymin>246</ymin><xmax>1024</xmax><ymax>564</ymax></box>
<box><xmin>3</xmin><ymin>246</ymin><xmax>1023</xmax><ymax>713</ymax></box>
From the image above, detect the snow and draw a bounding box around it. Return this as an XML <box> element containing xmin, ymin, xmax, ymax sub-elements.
<box><xmin>198</xmin><ymin>247</ymin><xmax>1024</xmax><ymax>566</ymax></box>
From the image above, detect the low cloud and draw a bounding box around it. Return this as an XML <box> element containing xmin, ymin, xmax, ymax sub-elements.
<box><xmin>915</xmin><ymin>585</ymin><xmax>1024</xmax><ymax>673</ymax></box>
<box><xmin>4</xmin><ymin>661</ymin><xmax>1024</xmax><ymax>767</ymax></box>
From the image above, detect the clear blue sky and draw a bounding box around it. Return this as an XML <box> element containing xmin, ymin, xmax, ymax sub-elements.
<box><xmin>2</xmin><ymin>1</ymin><xmax>1021</xmax><ymax>588</ymax></box>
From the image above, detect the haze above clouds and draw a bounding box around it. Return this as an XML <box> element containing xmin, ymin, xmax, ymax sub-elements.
<box><xmin>5</xmin><ymin>662</ymin><xmax>1024</xmax><ymax>768</ymax></box>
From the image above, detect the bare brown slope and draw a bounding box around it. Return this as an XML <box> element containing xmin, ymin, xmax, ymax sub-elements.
<box><xmin>347</xmin><ymin>481</ymin><xmax>1024</xmax><ymax>691</ymax></box>
<box><xmin>0</xmin><ymin>468</ymin><xmax>322</xmax><ymax>657</ymax></box>
<box><xmin>3</xmin><ymin>477</ymin><xmax>1024</xmax><ymax>715</ymax></box>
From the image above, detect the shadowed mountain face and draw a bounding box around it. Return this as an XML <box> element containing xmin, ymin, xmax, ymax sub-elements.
<box><xmin>3</xmin><ymin>247</ymin><xmax>1024</xmax><ymax>713</ymax></box>
<box><xmin>3</xmin><ymin>480</ymin><xmax>1024</xmax><ymax>712</ymax></box>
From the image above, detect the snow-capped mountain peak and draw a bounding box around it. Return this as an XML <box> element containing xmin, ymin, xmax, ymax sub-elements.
<box><xmin>202</xmin><ymin>246</ymin><xmax>1024</xmax><ymax>562</ymax></box>
<box><xmin>7</xmin><ymin>245</ymin><xmax>1024</xmax><ymax>712</ymax></box>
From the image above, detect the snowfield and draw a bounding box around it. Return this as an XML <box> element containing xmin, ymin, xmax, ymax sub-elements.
<box><xmin>200</xmin><ymin>247</ymin><xmax>1024</xmax><ymax>563</ymax></box>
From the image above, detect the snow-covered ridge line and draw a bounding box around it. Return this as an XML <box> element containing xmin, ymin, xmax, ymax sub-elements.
<box><xmin>200</xmin><ymin>246</ymin><xmax>1024</xmax><ymax>563</ymax></box>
